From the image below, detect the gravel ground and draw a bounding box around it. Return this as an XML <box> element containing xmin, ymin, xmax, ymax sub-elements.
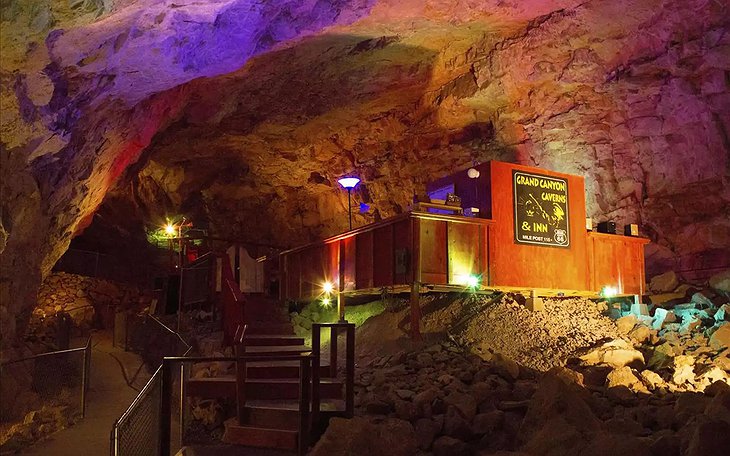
<box><xmin>458</xmin><ymin>294</ymin><xmax>621</xmax><ymax>371</ymax></box>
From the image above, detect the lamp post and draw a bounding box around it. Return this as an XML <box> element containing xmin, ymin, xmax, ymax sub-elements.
<box><xmin>337</xmin><ymin>177</ymin><xmax>360</xmax><ymax>231</ymax></box>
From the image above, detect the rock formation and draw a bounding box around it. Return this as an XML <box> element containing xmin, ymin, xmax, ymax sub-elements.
<box><xmin>1</xmin><ymin>0</ymin><xmax>729</xmax><ymax>345</ymax></box>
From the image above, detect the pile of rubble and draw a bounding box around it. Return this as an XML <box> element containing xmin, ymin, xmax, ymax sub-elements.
<box><xmin>0</xmin><ymin>405</ymin><xmax>77</xmax><ymax>454</ymax></box>
<box><xmin>25</xmin><ymin>272</ymin><xmax>154</xmax><ymax>347</ymax></box>
<box><xmin>458</xmin><ymin>295</ymin><xmax>621</xmax><ymax>371</ymax></box>
<box><xmin>313</xmin><ymin>338</ymin><xmax>730</xmax><ymax>456</ymax></box>
<box><xmin>312</xmin><ymin>270</ymin><xmax>730</xmax><ymax>456</ymax></box>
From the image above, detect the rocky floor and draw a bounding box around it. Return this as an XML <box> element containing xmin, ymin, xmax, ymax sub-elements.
<box><xmin>312</xmin><ymin>270</ymin><xmax>730</xmax><ymax>456</ymax></box>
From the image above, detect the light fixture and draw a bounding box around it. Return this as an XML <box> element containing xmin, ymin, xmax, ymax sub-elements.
<box><xmin>323</xmin><ymin>281</ymin><xmax>334</xmax><ymax>294</ymax></box>
<box><xmin>338</xmin><ymin>176</ymin><xmax>360</xmax><ymax>230</ymax></box>
<box><xmin>601</xmin><ymin>285</ymin><xmax>619</xmax><ymax>298</ymax></box>
<box><xmin>466</xmin><ymin>274</ymin><xmax>480</xmax><ymax>289</ymax></box>
<box><xmin>467</xmin><ymin>168</ymin><xmax>480</xmax><ymax>179</ymax></box>
<box><xmin>164</xmin><ymin>223</ymin><xmax>176</xmax><ymax>236</ymax></box>
<box><xmin>321</xmin><ymin>297</ymin><xmax>332</xmax><ymax>307</ymax></box>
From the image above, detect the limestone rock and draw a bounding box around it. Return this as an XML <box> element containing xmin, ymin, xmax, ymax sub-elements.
<box><xmin>649</xmin><ymin>272</ymin><xmax>679</xmax><ymax>294</ymax></box>
<box><xmin>710</xmin><ymin>324</ymin><xmax>730</xmax><ymax>350</ymax></box>
<box><xmin>606</xmin><ymin>366</ymin><xmax>648</xmax><ymax>394</ymax></box>
<box><xmin>709</xmin><ymin>270</ymin><xmax>730</xmax><ymax>296</ymax></box>
<box><xmin>579</xmin><ymin>339</ymin><xmax>644</xmax><ymax>369</ymax></box>
<box><xmin>309</xmin><ymin>417</ymin><xmax>417</xmax><ymax>456</ymax></box>
<box><xmin>432</xmin><ymin>436</ymin><xmax>471</xmax><ymax>456</ymax></box>
<box><xmin>616</xmin><ymin>314</ymin><xmax>638</xmax><ymax>334</ymax></box>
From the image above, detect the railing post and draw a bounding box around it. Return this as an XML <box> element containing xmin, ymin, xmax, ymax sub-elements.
<box><xmin>329</xmin><ymin>325</ymin><xmax>338</xmax><ymax>378</ymax></box>
<box><xmin>160</xmin><ymin>360</ymin><xmax>172</xmax><ymax>456</ymax></box>
<box><xmin>311</xmin><ymin>324</ymin><xmax>321</xmax><ymax>428</ymax></box>
<box><xmin>235</xmin><ymin>342</ymin><xmax>248</xmax><ymax>424</ymax></box>
<box><xmin>345</xmin><ymin>324</ymin><xmax>355</xmax><ymax>417</ymax></box>
<box><xmin>298</xmin><ymin>356</ymin><xmax>311</xmax><ymax>456</ymax></box>
<box><xmin>81</xmin><ymin>336</ymin><xmax>91</xmax><ymax>418</ymax></box>
<box><xmin>179</xmin><ymin>362</ymin><xmax>188</xmax><ymax>450</ymax></box>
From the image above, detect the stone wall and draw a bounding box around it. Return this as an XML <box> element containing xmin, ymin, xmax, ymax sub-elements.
<box><xmin>23</xmin><ymin>272</ymin><xmax>153</xmax><ymax>351</ymax></box>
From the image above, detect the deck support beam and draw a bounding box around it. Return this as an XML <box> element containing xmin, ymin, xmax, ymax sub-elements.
<box><xmin>410</xmin><ymin>281</ymin><xmax>422</xmax><ymax>340</ymax></box>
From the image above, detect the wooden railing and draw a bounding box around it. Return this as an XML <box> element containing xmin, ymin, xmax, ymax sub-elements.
<box><xmin>311</xmin><ymin>322</ymin><xmax>356</xmax><ymax>423</ymax></box>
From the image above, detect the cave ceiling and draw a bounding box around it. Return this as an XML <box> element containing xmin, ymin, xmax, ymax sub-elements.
<box><xmin>1</xmin><ymin>0</ymin><xmax>729</xmax><ymax>344</ymax></box>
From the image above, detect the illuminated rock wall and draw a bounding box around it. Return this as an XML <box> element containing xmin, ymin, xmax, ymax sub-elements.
<box><xmin>1</xmin><ymin>0</ymin><xmax>728</xmax><ymax>344</ymax></box>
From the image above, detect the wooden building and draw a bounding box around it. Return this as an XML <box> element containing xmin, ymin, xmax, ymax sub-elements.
<box><xmin>279</xmin><ymin>161</ymin><xmax>648</xmax><ymax>310</ymax></box>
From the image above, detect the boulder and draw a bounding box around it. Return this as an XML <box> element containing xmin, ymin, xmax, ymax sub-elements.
<box><xmin>445</xmin><ymin>391</ymin><xmax>477</xmax><ymax>421</ymax></box>
<box><xmin>309</xmin><ymin>417</ymin><xmax>417</xmax><ymax>456</ymax></box>
<box><xmin>639</xmin><ymin>369</ymin><xmax>666</xmax><ymax>390</ymax></box>
<box><xmin>709</xmin><ymin>270</ymin><xmax>730</xmax><ymax>296</ymax></box>
<box><xmin>710</xmin><ymin>324</ymin><xmax>730</xmax><ymax>350</ymax></box>
<box><xmin>652</xmin><ymin>308</ymin><xmax>677</xmax><ymax>330</ymax></box>
<box><xmin>628</xmin><ymin>325</ymin><xmax>652</xmax><ymax>344</ymax></box>
<box><xmin>715</xmin><ymin>304</ymin><xmax>730</xmax><ymax>322</ymax></box>
<box><xmin>577</xmin><ymin>432</ymin><xmax>652</xmax><ymax>456</ymax></box>
<box><xmin>650</xmin><ymin>271</ymin><xmax>679</xmax><ymax>293</ymax></box>
<box><xmin>520</xmin><ymin>367</ymin><xmax>600</xmax><ymax>441</ymax></box>
<box><xmin>616</xmin><ymin>315</ymin><xmax>638</xmax><ymax>334</ymax></box>
<box><xmin>685</xmin><ymin>419</ymin><xmax>730</xmax><ymax>456</ymax></box>
<box><xmin>579</xmin><ymin>339</ymin><xmax>644</xmax><ymax>369</ymax></box>
<box><xmin>691</xmin><ymin>291</ymin><xmax>715</xmax><ymax>308</ymax></box>
<box><xmin>432</xmin><ymin>436</ymin><xmax>472</xmax><ymax>456</ymax></box>
<box><xmin>472</xmin><ymin>410</ymin><xmax>504</xmax><ymax>435</ymax></box>
<box><xmin>606</xmin><ymin>366</ymin><xmax>648</xmax><ymax>393</ymax></box>
<box><xmin>414</xmin><ymin>418</ymin><xmax>440</xmax><ymax>450</ymax></box>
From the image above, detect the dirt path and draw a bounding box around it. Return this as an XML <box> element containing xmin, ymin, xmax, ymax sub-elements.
<box><xmin>22</xmin><ymin>332</ymin><xmax>150</xmax><ymax>456</ymax></box>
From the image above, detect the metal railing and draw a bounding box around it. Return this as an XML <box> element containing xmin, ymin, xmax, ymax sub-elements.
<box><xmin>114</xmin><ymin>312</ymin><xmax>191</xmax><ymax>367</ymax></box>
<box><xmin>0</xmin><ymin>337</ymin><xmax>92</xmax><ymax>423</ymax></box>
<box><xmin>110</xmin><ymin>353</ymin><xmax>313</xmax><ymax>456</ymax></box>
<box><xmin>53</xmin><ymin>248</ymin><xmax>159</xmax><ymax>286</ymax></box>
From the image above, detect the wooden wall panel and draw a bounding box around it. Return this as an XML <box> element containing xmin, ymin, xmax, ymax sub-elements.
<box><xmin>588</xmin><ymin>233</ymin><xmax>648</xmax><ymax>295</ymax></box>
<box><xmin>286</xmin><ymin>252</ymin><xmax>301</xmax><ymax>300</ymax></box>
<box><xmin>447</xmin><ymin>222</ymin><xmax>486</xmax><ymax>285</ymax></box>
<box><xmin>324</xmin><ymin>241</ymin><xmax>340</xmax><ymax>288</ymax></box>
<box><xmin>340</xmin><ymin>236</ymin><xmax>356</xmax><ymax>291</ymax></box>
<box><xmin>355</xmin><ymin>231</ymin><xmax>374</xmax><ymax>289</ymax></box>
<box><xmin>489</xmin><ymin>161</ymin><xmax>589</xmax><ymax>290</ymax></box>
<box><xmin>393</xmin><ymin>218</ymin><xmax>413</xmax><ymax>284</ymax></box>
<box><xmin>373</xmin><ymin>225</ymin><xmax>394</xmax><ymax>287</ymax></box>
<box><xmin>419</xmin><ymin>219</ymin><xmax>447</xmax><ymax>284</ymax></box>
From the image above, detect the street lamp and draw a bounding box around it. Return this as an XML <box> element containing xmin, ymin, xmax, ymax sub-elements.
<box><xmin>337</xmin><ymin>177</ymin><xmax>360</xmax><ymax>230</ymax></box>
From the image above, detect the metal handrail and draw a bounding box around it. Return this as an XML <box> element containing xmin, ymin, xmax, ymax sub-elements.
<box><xmin>1</xmin><ymin>336</ymin><xmax>91</xmax><ymax>365</ymax></box>
<box><xmin>114</xmin><ymin>365</ymin><xmax>163</xmax><ymax>426</ymax></box>
<box><xmin>146</xmin><ymin>314</ymin><xmax>192</xmax><ymax>355</ymax></box>
<box><xmin>160</xmin><ymin>353</ymin><xmax>314</xmax><ymax>456</ymax></box>
<box><xmin>2</xmin><ymin>336</ymin><xmax>92</xmax><ymax>419</ymax></box>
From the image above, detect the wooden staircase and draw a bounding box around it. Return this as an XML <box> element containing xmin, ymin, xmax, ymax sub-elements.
<box><xmin>185</xmin><ymin>294</ymin><xmax>353</xmax><ymax>454</ymax></box>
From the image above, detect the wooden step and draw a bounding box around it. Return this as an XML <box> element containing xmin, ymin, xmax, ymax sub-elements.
<box><xmin>243</xmin><ymin>400</ymin><xmax>345</xmax><ymax>430</ymax></box>
<box><xmin>246</xmin><ymin>360</ymin><xmax>331</xmax><ymax>379</ymax></box>
<box><xmin>245</xmin><ymin>335</ymin><xmax>305</xmax><ymax>347</ymax></box>
<box><xmin>186</xmin><ymin>377</ymin><xmax>343</xmax><ymax>400</ymax></box>
<box><xmin>222</xmin><ymin>418</ymin><xmax>297</xmax><ymax>451</ymax></box>
<box><xmin>244</xmin><ymin>345</ymin><xmax>310</xmax><ymax>356</ymax></box>
<box><xmin>247</xmin><ymin>324</ymin><xmax>295</xmax><ymax>335</ymax></box>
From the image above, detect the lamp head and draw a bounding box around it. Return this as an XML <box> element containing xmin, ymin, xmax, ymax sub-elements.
<box><xmin>338</xmin><ymin>177</ymin><xmax>360</xmax><ymax>189</ymax></box>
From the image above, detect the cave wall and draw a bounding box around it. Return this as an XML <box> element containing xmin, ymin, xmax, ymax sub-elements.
<box><xmin>1</xmin><ymin>0</ymin><xmax>729</xmax><ymax>347</ymax></box>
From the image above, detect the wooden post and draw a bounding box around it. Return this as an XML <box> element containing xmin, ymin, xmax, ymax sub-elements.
<box><xmin>329</xmin><ymin>326</ymin><xmax>338</xmax><ymax>378</ymax></box>
<box><xmin>298</xmin><ymin>356</ymin><xmax>311</xmax><ymax>456</ymax></box>
<box><xmin>345</xmin><ymin>324</ymin><xmax>355</xmax><ymax>417</ymax></box>
<box><xmin>410</xmin><ymin>281</ymin><xmax>422</xmax><ymax>340</ymax></box>
<box><xmin>337</xmin><ymin>292</ymin><xmax>345</xmax><ymax>322</ymax></box>
<box><xmin>311</xmin><ymin>324</ymin><xmax>321</xmax><ymax>429</ymax></box>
